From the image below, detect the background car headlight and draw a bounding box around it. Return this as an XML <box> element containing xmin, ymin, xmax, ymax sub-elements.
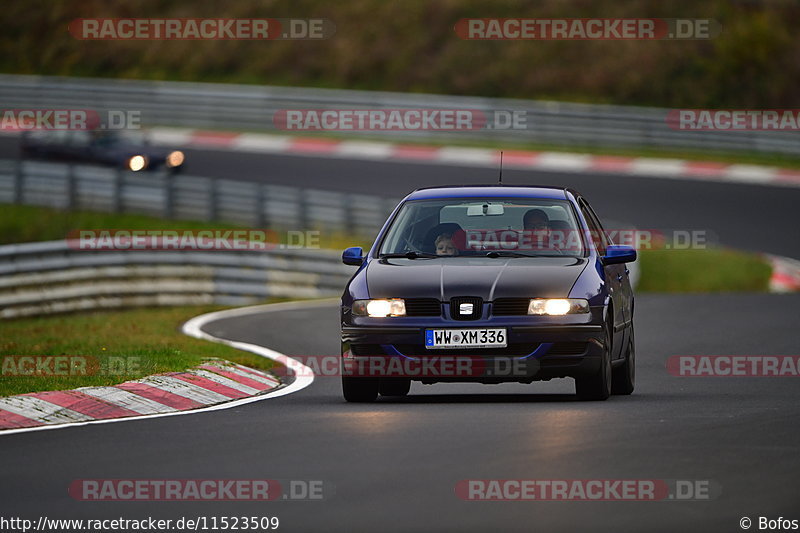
<box><xmin>352</xmin><ymin>299</ymin><xmax>406</xmax><ymax>317</ymax></box>
<box><xmin>528</xmin><ymin>298</ymin><xmax>589</xmax><ymax>315</ymax></box>
<box><xmin>128</xmin><ymin>155</ymin><xmax>147</xmax><ymax>171</ymax></box>
<box><xmin>166</xmin><ymin>150</ymin><xmax>184</xmax><ymax>168</ymax></box>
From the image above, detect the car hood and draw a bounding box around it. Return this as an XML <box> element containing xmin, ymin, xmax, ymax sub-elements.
<box><xmin>365</xmin><ymin>256</ymin><xmax>588</xmax><ymax>300</ymax></box>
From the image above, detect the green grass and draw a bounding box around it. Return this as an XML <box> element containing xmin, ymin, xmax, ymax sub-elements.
<box><xmin>0</xmin><ymin>204</ymin><xmax>367</xmax><ymax>249</ymax></box>
<box><xmin>0</xmin><ymin>305</ymin><xmax>279</xmax><ymax>397</ymax></box>
<box><xmin>637</xmin><ymin>248</ymin><xmax>772</xmax><ymax>293</ymax></box>
<box><xmin>0</xmin><ymin>205</ymin><xmax>241</xmax><ymax>245</ymax></box>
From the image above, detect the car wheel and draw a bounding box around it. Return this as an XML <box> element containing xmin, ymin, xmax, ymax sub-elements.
<box><xmin>612</xmin><ymin>328</ymin><xmax>635</xmax><ymax>395</ymax></box>
<box><xmin>575</xmin><ymin>319</ymin><xmax>612</xmax><ymax>401</ymax></box>
<box><xmin>379</xmin><ymin>378</ymin><xmax>411</xmax><ymax>397</ymax></box>
<box><xmin>342</xmin><ymin>376</ymin><xmax>379</xmax><ymax>403</ymax></box>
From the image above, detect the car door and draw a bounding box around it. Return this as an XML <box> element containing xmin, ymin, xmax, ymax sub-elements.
<box><xmin>577</xmin><ymin>198</ymin><xmax>627</xmax><ymax>360</ymax></box>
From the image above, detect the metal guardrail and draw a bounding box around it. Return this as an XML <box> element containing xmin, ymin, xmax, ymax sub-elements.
<box><xmin>1</xmin><ymin>74</ymin><xmax>798</xmax><ymax>155</ymax></box>
<box><xmin>0</xmin><ymin>239</ymin><xmax>353</xmax><ymax>318</ymax></box>
<box><xmin>0</xmin><ymin>158</ymin><xmax>398</xmax><ymax>238</ymax></box>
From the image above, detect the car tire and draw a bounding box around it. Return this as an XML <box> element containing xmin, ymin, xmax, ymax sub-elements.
<box><xmin>379</xmin><ymin>378</ymin><xmax>411</xmax><ymax>397</ymax></box>
<box><xmin>611</xmin><ymin>328</ymin><xmax>635</xmax><ymax>395</ymax></box>
<box><xmin>575</xmin><ymin>319</ymin><xmax>612</xmax><ymax>401</ymax></box>
<box><xmin>342</xmin><ymin>376</ymin><xmax>379</xmax><ymax>403</ymax></box>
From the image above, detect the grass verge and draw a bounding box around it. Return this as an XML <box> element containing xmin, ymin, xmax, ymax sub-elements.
<box><xmin>0</xmin><ymin>205</ymin><xmax>243</xmax><ymax>245</ymax></box>
<box><xmin>0</xmin><ymin>305</ymin><xmax>279</xmax><ymax>397</ymax></box>
<box><xmin>637</xmin><ymin>248</ymin><xmax>772</xmax><ymax>293</ymax></box>
<box><xmin>0</xmin><ymin>204</ymin><xmax>368</xmax><ymax>249</ymax></box>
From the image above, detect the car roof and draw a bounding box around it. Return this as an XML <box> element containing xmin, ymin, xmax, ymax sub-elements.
<box><xmin>404</xmin><ymin>185</ymin><xmax>574</xmax><ymax>201</ymax></box>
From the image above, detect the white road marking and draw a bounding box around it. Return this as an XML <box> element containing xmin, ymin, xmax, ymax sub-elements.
<box><xmin>435</xmin><ymin>147</ymin><xmax>497</xmax><ymax>165</ymax></box>
<box><xmin>724</xmin><ymin>165</ymin><xmax>778</xmax><ymax>183</ymax></box>
<box><xmin>232</xmin><ymin>133</ymin><xmax>292</xmax><ymax>153</ymax></box>
<box><xmin>336</xmin><ymin>141</ymin><xmax>394</xmax><ymax>159</ymax></box>
<box><xmin>628</xmin><ymin>158</ymin><xmax>687</xmax><ymax>177</ymax></box>
<box><xmin>535</xmin><ymin>152</ymin><xmax>592</xmax><ymax>171</ymax></box>
<box><xmin>148</xmin><ymin>127</ymin><xmax>194</xmax><ymax>146</ymax></box>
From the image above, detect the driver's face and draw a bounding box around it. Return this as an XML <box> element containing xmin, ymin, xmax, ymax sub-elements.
<box><xmin>525</xmin><ymin>217</ymin><xmax>548</xmax><ymax>230</ymax></box>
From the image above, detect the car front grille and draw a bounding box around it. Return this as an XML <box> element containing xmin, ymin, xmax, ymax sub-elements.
<box><xmin>404</xmin><ymin>298</ymin><xmax>442</xmax><ymax>317</ymax></box>
<box><xmin>492</xmin><ymin>298</ymin><xmax>530</xmax><ymax>316</ymax></box>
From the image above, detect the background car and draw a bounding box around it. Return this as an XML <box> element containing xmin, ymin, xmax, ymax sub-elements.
<box><xmin>340</xmin><ymin>185</ymin><xmax>637</xmax><ymax>402</ymax></box>
<box><xmin>20</xmin><ymin>129</ymin><xmax>185</xmax><ymax>172</ymax></box>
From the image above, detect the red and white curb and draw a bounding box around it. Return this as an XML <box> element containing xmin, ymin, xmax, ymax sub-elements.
<box><xmin>0</xmin><ymin>299</ymin><xmax>325</xmax><ymax>436</ymax></box>
<box><xmin>147</xmin><ymin>127</ymin><xmax>800</xmax><ymax>188</ymax></box>
<box><xmin>0</xmin><ymin>360</ymin><xmax>280</xmax><ymax>431</ymax></box>
<box><xmin>767</xmin><ymin>255</ymin><xmax>800</xmax><ymax>292</ymax></box>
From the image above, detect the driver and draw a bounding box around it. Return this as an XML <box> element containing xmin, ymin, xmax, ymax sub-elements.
<box><xmin>523</xmin><ymin>209</ymin><xmax>550</xmax><ymax>230</ymax></box>
<box><xmin>522</xmin><ymin>208</ymin><xmax>552</xmax><ymax>250</ymax></box>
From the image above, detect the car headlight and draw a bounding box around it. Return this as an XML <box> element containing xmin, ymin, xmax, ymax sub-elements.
<box><xmin>528</xmin><ymin>298</ymin><xmax>589</xmax><ymax>315</ymax></box>
<box><xmin>352</xmin><ymin>299</ymin><xmax>406</xmax><ymax>317</ymax></box>
<box><xmin>166</xmin><ymin>150</ymin><xmax>184</xmax><ymax>168</ymax></box>
<box><xmin>128</xmin><ymin>155</ymin><xmax>147</xmax><ymax>171</ymax></box>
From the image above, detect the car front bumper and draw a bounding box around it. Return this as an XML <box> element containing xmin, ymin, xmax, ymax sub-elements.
<box><xmin>341</xmin><ymin>320</ymin><xmax>605</xmax><ymax>384</ymax></box>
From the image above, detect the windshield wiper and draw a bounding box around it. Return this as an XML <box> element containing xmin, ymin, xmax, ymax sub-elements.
<box><xmin>485</xmin><ymin>251</ymin><xmax>563</xmax><ymax>258</ymax></box>
<box><xmin>379</xmin><ymin>251</ymin><xmax>440</xmax><ymax>259</ymax></box>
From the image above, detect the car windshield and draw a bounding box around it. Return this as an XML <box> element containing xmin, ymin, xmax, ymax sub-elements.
<box><xmin>379</xmin><ymin>197</ymin><xmax>585</xmax><ymax>257</ymax></box>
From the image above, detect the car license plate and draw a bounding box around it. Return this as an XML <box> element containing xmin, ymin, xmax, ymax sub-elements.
<box><xmin>425</xmin><ymin>328</ymin><xmax>507</xmax><ymax>349</ymax></box>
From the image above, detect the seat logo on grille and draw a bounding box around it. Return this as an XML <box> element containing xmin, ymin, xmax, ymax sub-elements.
<box><xmin>459</xmin><ymin>303</ymin><xmax>474</xmax><ymax>315</ymax></box>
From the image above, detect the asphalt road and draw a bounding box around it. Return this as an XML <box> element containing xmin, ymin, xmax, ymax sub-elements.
<box><xmin>1</xmin><ymin>137</ymin><xmax>799</xmax><ymax>532</ymax></box>
<box><xmin>1</xmin><ymin>294</ymin><xmax>798</xmax><ymax>532</ymax></box>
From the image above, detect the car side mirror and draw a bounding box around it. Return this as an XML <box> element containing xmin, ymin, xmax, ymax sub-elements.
<box><xmin>602</xmin><ymin>245</ymin><xmax>637</xmax><ymax>265</ymax></box>
<box><xmin>342</xmin><ymin>246</ymin><xmax>364</xmax><ymax>266</ymax></box>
